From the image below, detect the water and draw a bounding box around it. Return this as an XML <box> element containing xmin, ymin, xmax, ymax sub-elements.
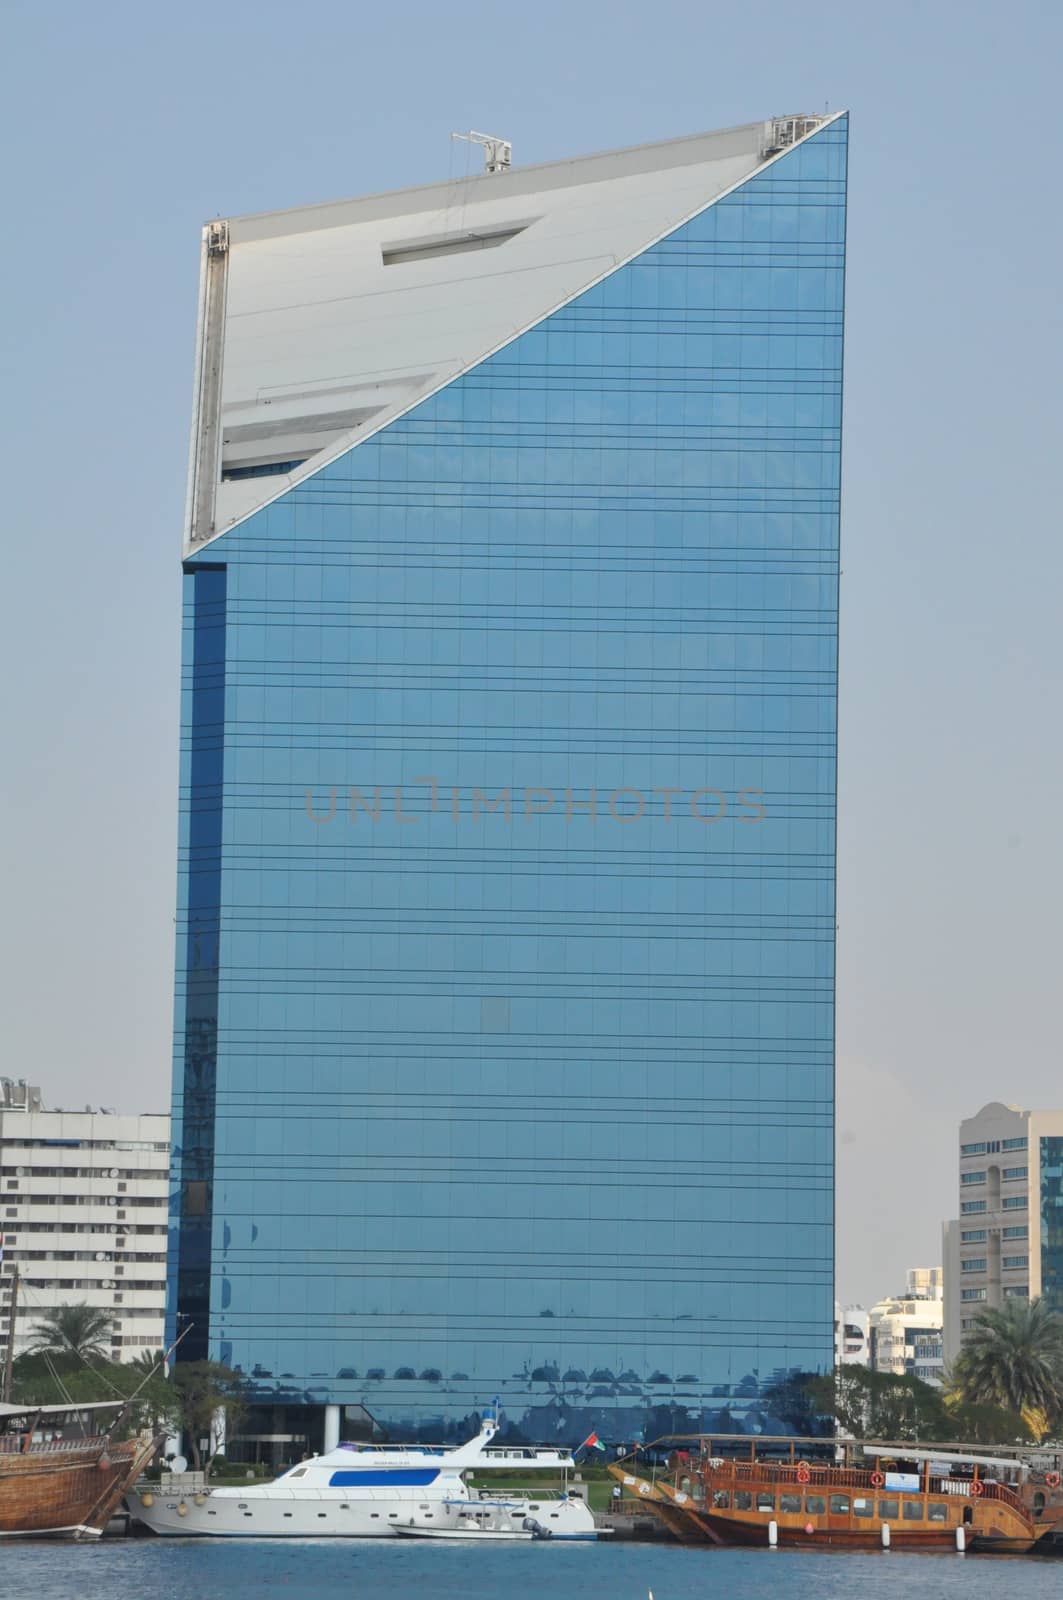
<box><xmin>0</xmin><ymin>1540</ymin><xmax>1056</xmax><ymax>1600</ymax></box>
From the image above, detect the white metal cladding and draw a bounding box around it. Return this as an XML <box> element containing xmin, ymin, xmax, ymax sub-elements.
<box><xmin>186</xmin><ymin>115</ymin><xmax>837</xmax><ymax>549</ymax></box>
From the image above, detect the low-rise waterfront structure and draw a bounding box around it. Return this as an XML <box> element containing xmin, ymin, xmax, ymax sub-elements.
<box><xmin>0</xmin><ymin>1079</ymin><xmax>170</xmax><ymax>1361</ymax></box>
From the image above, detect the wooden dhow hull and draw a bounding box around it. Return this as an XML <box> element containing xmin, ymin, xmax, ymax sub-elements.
<box><xmin>609</xmin><ymin>1446</ymin><xmax>1043</xmax><ymax>1556</ymax></box>
<box><xmin>0</xmin><ymin>1434</ymin><xmax>156</xmax><ymax>1540</ymax></box>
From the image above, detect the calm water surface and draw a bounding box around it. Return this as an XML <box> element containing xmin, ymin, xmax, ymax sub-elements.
<box><xmin>0</xmin><ymin>1540</ymin><xmax>1058</xmax><ymax>1600</ymax></box>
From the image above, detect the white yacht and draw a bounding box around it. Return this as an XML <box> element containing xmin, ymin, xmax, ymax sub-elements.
<box><xmin>126</xmin><ymin>1407</ymin><xmax>599</xmax><ymax>1539</ymax></box>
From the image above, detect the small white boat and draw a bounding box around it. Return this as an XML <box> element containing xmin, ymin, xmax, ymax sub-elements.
<box><xmin>125</xmin><ymin>1405</ymin><xmax>599</xmax><ymax>1539</ymax></box>
<box><xmin>397</xmin><ymin>1522</ymin><xmax>552</xmax><ymax>1541</ymax></box>
<box><xmin>397</xmin><ymin>1510</ymin><xmax>557</xmax><ymax>1536</ymax></box>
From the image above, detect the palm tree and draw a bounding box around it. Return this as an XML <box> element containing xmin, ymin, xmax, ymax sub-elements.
<box><xmin>27</xmin><ymin>1303</ymin><xmax>115</xmax><ymax>1360</ymax></box>
<box><xmin>956</xmin><ymin>1297</ymin><xmax>1063</xmax><ymax>1435</ymax></box>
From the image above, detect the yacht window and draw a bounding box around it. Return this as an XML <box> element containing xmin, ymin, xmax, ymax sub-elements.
<box><xmin>853</xmin><ymin>1498</ymin><xmax>873</xmax><ymax>1518</ymax></box>
<box><xmin>528</xmin><ymin>1504</ymin><xmax>540</xmax><ymax>1511</ymax></box>
<box><xmin>829</xmin><ymin>1495</ymin><xmax>850</xmax><ymax>1515</ymax></box>
<box><xmin>878</xmin><ymin>1499</ymin><xmax>899</xmax><ymax>1519</ymax></box>
<box><xmin>779</xmin><ymin>1494</ymin><xmax>801</xmax><ymax>1514</ymax></box>
<box><xmin>902</xmin><ymin>1502</ymin><xmax>923</xmax><ymax>1521</ymax></box>
<box><xmin>317</xmin><ymin>1512</ymin><xmax>327</xmax><ymax>1518</ymax></box>
<box><xmin>238</xmin><ymin>1503</ymin><xmax>248</xmax><ymax>1509</ymax></box>
<box><xmin>283</xmin><ymin>1513</ymin><xmax>292</xmax><ymax>1519</ymax></box>
<box><xmin>208</xmin><ymin>1510</ymin><xmax>217</xmax><ymax>1516</ymax></box>
<box><xmin>550</xmin><ymin>1513</ymin><xmax>559</xmax><ymax>1519</ymax></box>
<box><xmin>805</xmin><ymin>1495</ymin><xmax>826</xmax><ymax>1515</ymax></box>
<box><xmin>734</xmin><ymin>1492</ymin><xmax>753</xmax><ymax>1511</ymax></box>
<box><xmin>756</xmin><ymin>1493</ymin><xmax>775</xmax><ymax>1513</ymax></box>
<box><xmin>928</xmin><ymin>1503</ymin><xmax>947</xmax><ymax>1523</ymax></box>
<box><xmin>243</xmin><ymin>1512</ymin><xmax>252</xmax><ymax>1518</ymax></box>
<box><xmin>712</xmin><ymin>1490</ymin><xmax>731</xmax><ymax>1509</ymax></box>
<box><xmin>289</xmin><ymin>1468</ymin><xmax>308</xmax><ymax>1479</ymax></box>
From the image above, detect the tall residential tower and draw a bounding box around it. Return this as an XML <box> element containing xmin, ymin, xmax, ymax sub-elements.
<box><xmin>943</xmin><ymin>1101</ymin><xmax>1063</xmax><ymax>1361</ymax></box>
<box><xmin>170</xmin><ymin>113</ymin><xmax>847</xmax><ymax>1451</ymax></box>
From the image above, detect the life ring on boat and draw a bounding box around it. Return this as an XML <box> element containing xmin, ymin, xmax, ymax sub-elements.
<box><xmin>970</xmin><ymin>1480</ymin><xmax>984</xmax><ymax>1497</ymax></box>
<box><xmin>796</xmin><ymin>1462</ymin><xmax>811</xmax><ymax>1484</ymax></box>
<box><xmin>1045</xmin><ymin>1472</ymin><xmax>1061</xmax><ymax>1489</ymax></box>
<box><xmin>870</xmin><ymin>1471</ymin><xmax>885</xmax><ymax>1488</ymax></box>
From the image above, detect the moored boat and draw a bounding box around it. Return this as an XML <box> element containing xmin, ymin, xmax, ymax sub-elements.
<box><xmin>610</xmin><ymin>1434</ymin><xmax>1063</xmax><ymax>1554</ymax></box>
<box><xmin>0</xmin><ymin>1400</ymin><xmax>159</xmax><ymax>1540</ymax></box>
<box><xmin>127</xmin><ymin>1405</ymin><xmax>600</xmax><ymax>1538</ymax></box>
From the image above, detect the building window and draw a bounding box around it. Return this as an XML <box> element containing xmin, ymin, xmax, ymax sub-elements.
<box><xmin>1002</xmin><ymin>1255</ymin><xmax>1029</xmax><ymax>1270</ymax></box>
<box><xmin>960</xmin><ymin>1171</ymin><xmax>987</xmax><ymax>1186</ymax></box>
<box><xmin>961</xmin><ymin>1258</ymin><xmax>987</xmax><ymax>1273</ymax></box>
<box><xmin>960</xmin><ymin>1142</ymin><xmax>987</xmax><ymax>1156</ymax></box>
<box><xmin>1002</xmin><ymin>1225</ymin><xmax>1028</xmax><ymax>1239</ymax></box>
<box><xmin>961</xmin><ymin>1200</ymin><xmax>987</xmax><ymax>1214</ymax></box>
<box><xmin>1002</xmin><ymin>1196</ymin><xmax>1027</xmax><ymax>1210</ymax></box>
<box><xmin>1001</xmin><ymin>1137</ymin><xmax>1028</xmax><ymax>1151</ymax></box>
<box><xmin>960</xmin><ymin>1229</ymin><xmax>987</xmax><ymax>1243</ymax></box>
<box><xmin>1002</xmin><ymin>1166</ymin><xmax>1028</xmax><ymax>1181</ymax></box>
<box><xmin>1003</xmin><ymin>1285</ymin><xmax>1029</xmax><ymax>1299</ymax></box>
<box><xmin>961</xmin><ymin>1288</ymin><xmax>987</xmax><ymax>1302</ymax></box>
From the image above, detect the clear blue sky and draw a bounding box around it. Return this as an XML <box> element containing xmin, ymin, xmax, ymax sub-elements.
<box><xmin>3</xmin><ymin>0</ymin><xmax>1061</xmax><ymax>1307</ymax></box>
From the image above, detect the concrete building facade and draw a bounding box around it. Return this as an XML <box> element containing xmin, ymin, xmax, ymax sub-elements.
<box><xmin>0</xmin><ymin>1079</ymin><xmax>170</xmax><ymax>1362</ymax></box>
<box><xmin>834</xmin><ymin>1301</ymin><xmax>870</xmax><ymax>1366</ymax></box>
<box><xmin>942</xmin><ymin>1100</ymin><xmax>1063</xmax><ymax>1362</ymax></box>
<box><xmin>868</xmin><ymin>1268</ymin><xmax>944</xmax><ymax>1385</ymax></box>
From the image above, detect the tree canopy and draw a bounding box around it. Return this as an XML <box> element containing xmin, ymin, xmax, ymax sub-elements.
<box><xmin>952</xmin><ymin>1297</ymin><xmax>1063</xmax><ymax>1440</ymax></box>
<box><xmin>27</xmin><ymin>1303</ymin><xmax>115</xmax><ymax>1360</ymax></box>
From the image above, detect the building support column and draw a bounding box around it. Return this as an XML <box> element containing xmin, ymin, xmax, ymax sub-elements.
<box><xmin>324</xmin><ymin>1404</ymin><xmax>340</xmax><ymax>1454</ymax></box>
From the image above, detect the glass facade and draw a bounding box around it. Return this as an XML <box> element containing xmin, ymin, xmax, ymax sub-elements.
<box><xmin>1041</xmin><ymin>1136</ymin><xmax>1063</xmax><ymax>1314</ymax></box>
<box><xmin>171</xmin><ymin>117</ymin><xmax>847</xmax><ymax>1441</ymax></box>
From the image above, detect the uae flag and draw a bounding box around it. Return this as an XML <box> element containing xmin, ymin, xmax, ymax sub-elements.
<box><xmin>580</xmin><ymin>1432</ymin><xmax>605</xmax><ymax>1451</ymax></box>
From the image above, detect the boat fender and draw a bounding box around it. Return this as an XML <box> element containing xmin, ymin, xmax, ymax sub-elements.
<box><xmin>140</xmin><ymin>1493</ymin><xmax>154</xmax><ymax>1508</ymax></box>
<box><xmin>194</xmin><ymin>1494</ymin><xmax>207</xmax><ymax>1506</ymax></box>
<box><xmin>97</xmin><ymin>1453</ymin><xmax>112</xmax><ymax>1471</ymax></box>
<box><xmin>970</xmin><ymin>1480</ymin><xmax>983</xmax><ymax>1497</ymax></box>
<box><xmin>796</xmin><ymin>1462</ymin><xmax>810</xmax><ymax>1484</ymax></box>
<box><xmin>870</xmin><ymin>1471</ymin><xmax>884</xmax><ymax>1488</ymax></box>
<box><xmin>1046</xmin><ymin>1472</ymin><xmax>1061</xmax><ymax>1489</ymax></box>
<box><xmin>177</xmin><ymin>1502</ymin><xmax>188</xmax><ymax>1517</ymax></box>
<box><xmin>804</xmin><ymin>1522</ymin><xmax>814</xmax><ymax>1536</ymax></box>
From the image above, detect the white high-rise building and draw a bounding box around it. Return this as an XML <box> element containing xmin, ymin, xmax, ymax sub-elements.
<box><xmin>942</xmin><ymin>1100</ymin><xmax>1063</xmax><ymax>1362</ymax></box>
<box><xmin>834</xmin><ymin>1302</ymin><xmax>870</xmax><ymax>1366</ymax></box>
<box><xmin>868</xmin><ymin>1268</ymin><xmax>944</xmax><ymax>1385</ymax></box>
<box><xmin>0</xmin><ymin>1079</ymin><xmax>170</xmax><ymax>1362</ymax></box>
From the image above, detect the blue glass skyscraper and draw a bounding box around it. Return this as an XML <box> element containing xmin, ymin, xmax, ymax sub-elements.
<box><xmin>171</xmin><ymin>113</ymin><xmax>847</xmax><ymax>1450</ymax></box>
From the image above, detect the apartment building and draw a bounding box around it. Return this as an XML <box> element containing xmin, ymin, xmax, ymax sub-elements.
<box><xmin>0</xmin><ymin>1079</ymin><xmax>170</xmax><ymax>1361</ymax></box>
<box><xmin>834</xmin><ymin>1303</ymin><xmax>870</xmax><ymax>1366</ymax></box>
<box><xmin>943</xmin><ymin>1100</ymin><xmax>1063</xmax><ymax>1361</ymax></box>
<box><xmin>868</xmin><ymin>1268</ymin><xmax>944</xmax><ymax>1384</ymax></box>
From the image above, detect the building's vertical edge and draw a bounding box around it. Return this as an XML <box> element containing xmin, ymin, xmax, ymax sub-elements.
<box><xmin>187</xmin><ymin>226</ymin><xmax>229</xmax><ymax>548</ymax></box>
<box><xmin>170</xmin><ymin>564</ymin><xmax>227</xmax><ymax>1360</ymax></box>
<box><xmin>830</xmin><ymin>111</ymin><xmax>850</xmax><ymax>1381</ymax></box>
<box><xmin>182</xmin><ymin>228</ymin><xmax>210</xmax><ymax>548</ymax></box>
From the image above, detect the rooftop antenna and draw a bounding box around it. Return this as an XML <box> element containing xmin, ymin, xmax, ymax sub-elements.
<box><xmin>451</xmin><ymin>129</ymin><xmax>512</xmax><ymax>174</ymax></box>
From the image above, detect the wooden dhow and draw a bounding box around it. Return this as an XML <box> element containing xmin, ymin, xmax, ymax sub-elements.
<box><xmin>610</xmin><ymin>1434</ymin><xmax>1063</xmax><ymax>1555</ymax></box>
<box><xmin>0</xmin><ymin>1400</ymin><xmax>159</xmax><ymax>1540</ymax></box>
